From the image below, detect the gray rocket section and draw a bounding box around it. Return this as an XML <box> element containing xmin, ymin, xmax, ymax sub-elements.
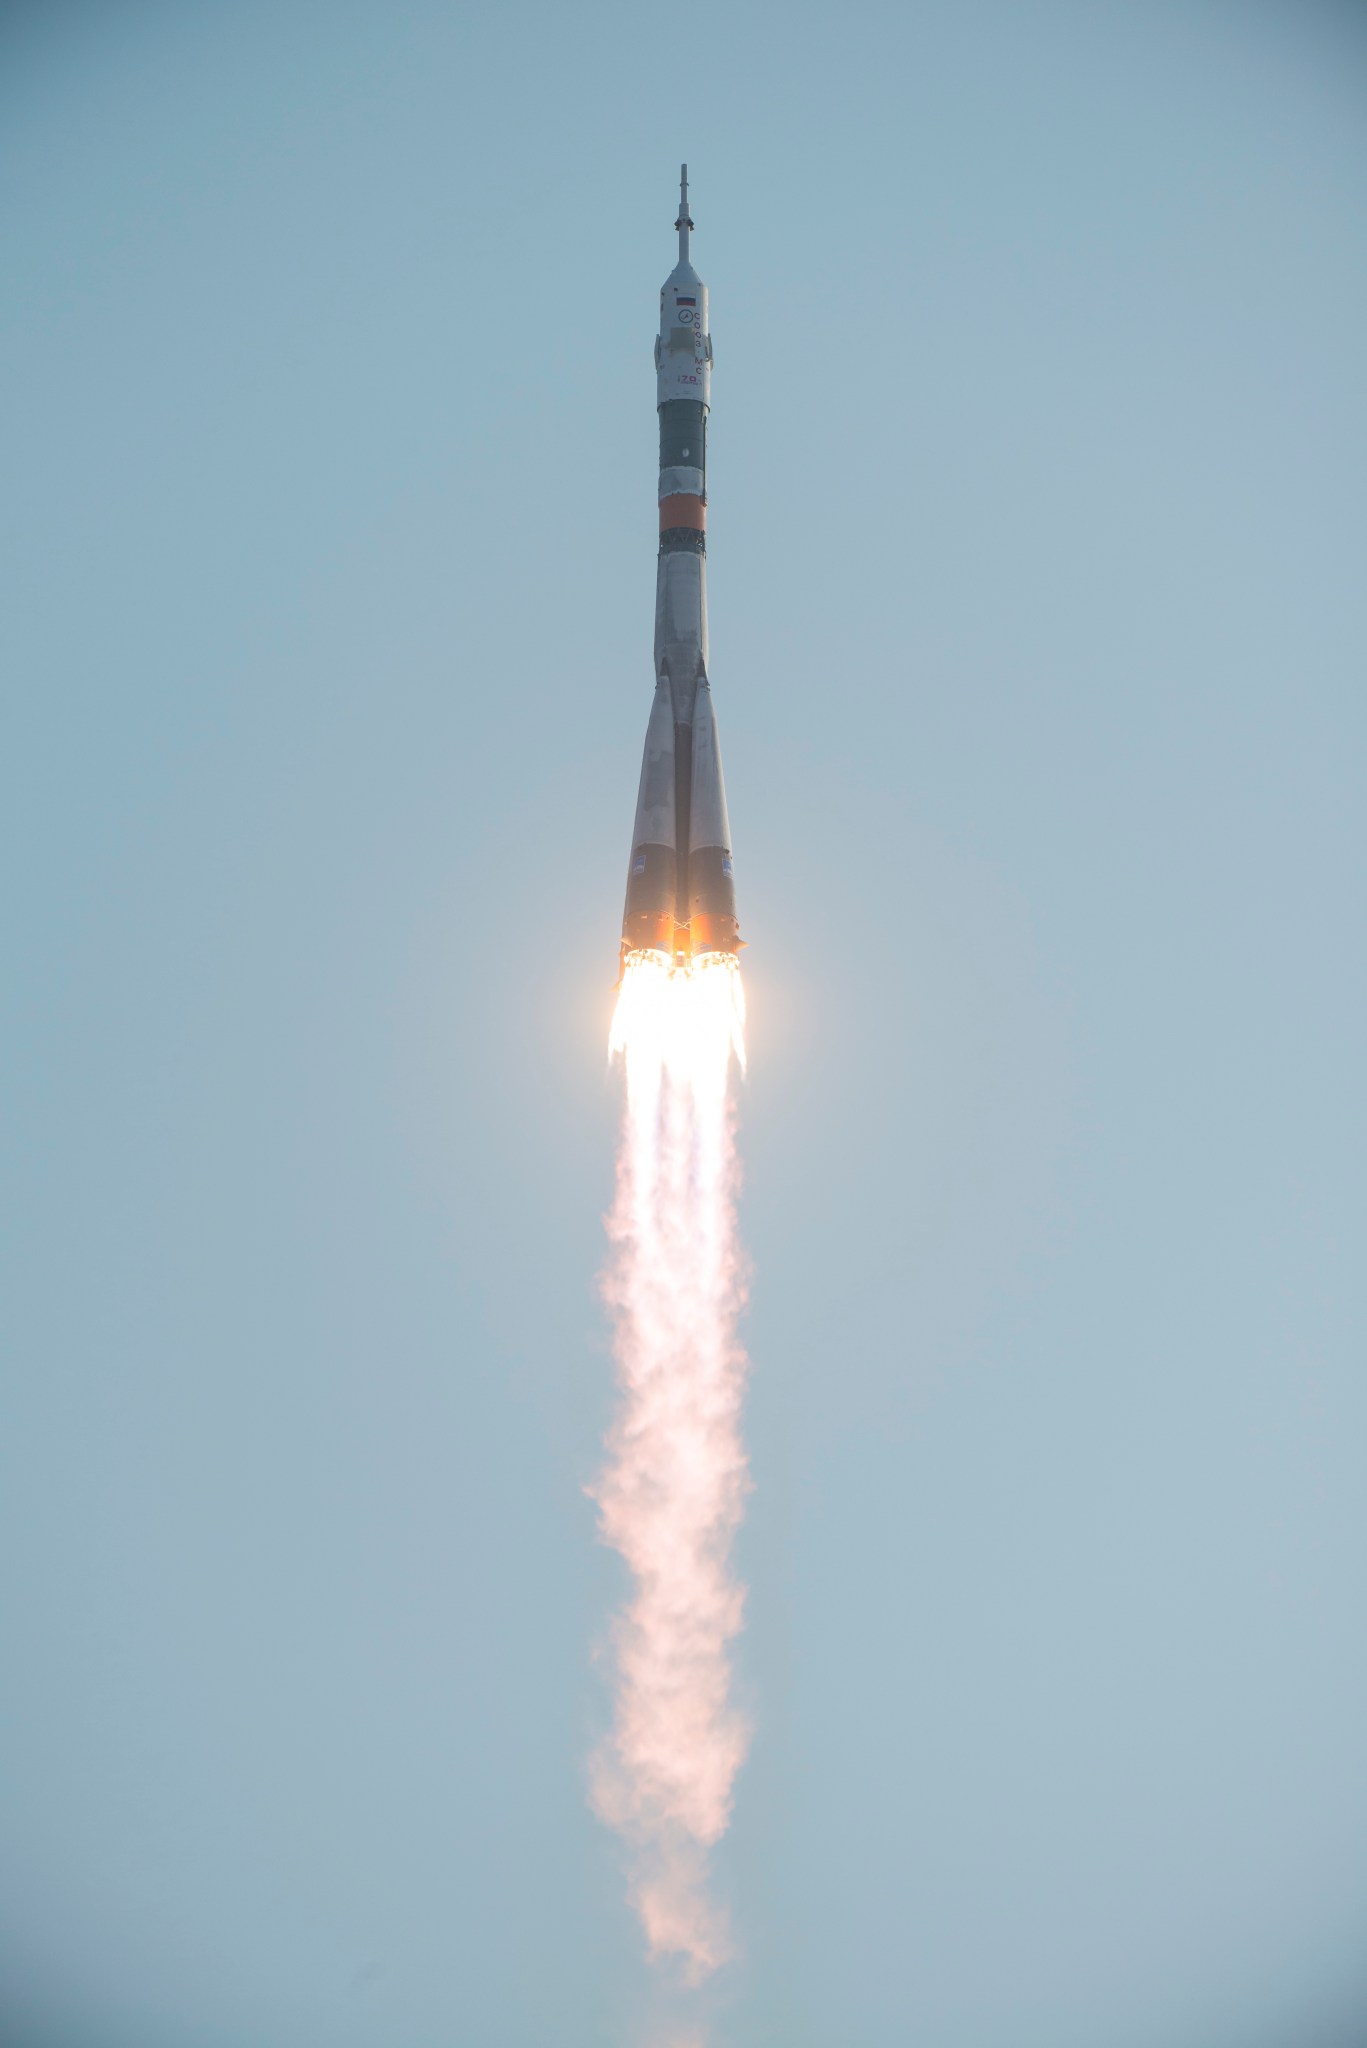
<box><xmin>688</xmin><ymin>683</ymin><xmax>736</xmax><ymax>937</ymax></box>
<box><xmin>621</xmin><ymin>168</ymin><xmax>741</xmax><ymax>969</ymax></box>
<box><xmin>621</xmin><ymin>682</ymin><xmax>678</xmax><ymax>955</ymax></box>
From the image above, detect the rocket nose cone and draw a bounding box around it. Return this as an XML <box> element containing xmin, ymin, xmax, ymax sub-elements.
<box><xmin>674</xmin><ymin>162</ymin><xmax>696</xmax><ymax>266</ymax></box>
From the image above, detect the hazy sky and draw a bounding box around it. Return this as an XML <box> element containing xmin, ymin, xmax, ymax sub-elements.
<box><xmin>3</xmin><ymin>4</ymin><xmax>1366</xmax><ymax>2045</ymax></box>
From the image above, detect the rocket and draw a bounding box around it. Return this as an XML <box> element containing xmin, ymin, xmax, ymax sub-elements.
<box><xmin>620</xmin><ymin>167</ymin><xmax>742</xmax><ymax>975</ymax></box>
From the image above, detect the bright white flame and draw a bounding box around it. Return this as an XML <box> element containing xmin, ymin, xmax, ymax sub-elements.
<box><xmin>609</xmin><ymin>949</ymin><xmax>747</xmax><ymax>1090</ymax></box>
<box><xmin>592</xmin><ymin>951</ymin><xmax>750</xmax><ymax>1983</ymax></box>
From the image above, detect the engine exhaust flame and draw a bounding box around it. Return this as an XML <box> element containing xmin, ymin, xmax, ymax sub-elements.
<box><xmin>592</xmin><ymin>951</ymin><xmax>751</xmax><ymax>1983</ymax></box>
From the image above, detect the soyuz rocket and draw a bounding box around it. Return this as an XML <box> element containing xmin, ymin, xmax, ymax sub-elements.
<box><xmin>620</xmin><ymin>168</ymin><xmax>742</xmax><ymax>976</ymax></box>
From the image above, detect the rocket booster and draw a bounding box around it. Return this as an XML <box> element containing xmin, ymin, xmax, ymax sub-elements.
<box><xmin>620</xmin><ymin>167</ymin><xmax>741</xmax><ymax>974</ymax></box>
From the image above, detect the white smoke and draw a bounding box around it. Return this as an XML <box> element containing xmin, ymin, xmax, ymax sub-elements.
<box><xmin>592</xmin><ymin>954</ymin><xmax>751</xmax><ymax>1984</ymax></box>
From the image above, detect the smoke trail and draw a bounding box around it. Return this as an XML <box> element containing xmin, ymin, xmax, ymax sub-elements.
<box><xmin>592</xmin><ymin>953</ymin><xmax>751</xmax><ymax>1983</ymax></box>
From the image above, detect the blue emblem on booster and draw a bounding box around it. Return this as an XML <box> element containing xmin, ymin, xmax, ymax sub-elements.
<box><xmin>721</xmin><ymin>858</ymin><xmax>733</xmax><ymax>878</ymax></box>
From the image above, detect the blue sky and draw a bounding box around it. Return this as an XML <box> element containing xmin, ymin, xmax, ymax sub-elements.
<box><xmin>3</xmin><ymin>4</ymin><xmax>1366</xmax><ymax>2044</ymax></box>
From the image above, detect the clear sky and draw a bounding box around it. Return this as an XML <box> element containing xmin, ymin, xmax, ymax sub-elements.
<box><xmin>3</xmin><ymin>4</ymin><xmax>1366</xmax><ymax>2045</ymax></box>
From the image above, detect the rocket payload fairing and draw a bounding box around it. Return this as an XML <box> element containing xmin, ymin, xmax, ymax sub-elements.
<box><xmin>620</xmin><ymin>168</ymin><xmax>742</xmax><ymax>976</ymax></box>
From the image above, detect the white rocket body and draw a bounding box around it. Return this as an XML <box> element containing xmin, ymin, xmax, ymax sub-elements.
<box><xmin>621</xmin><ymin>169</ymin><xmax>739</xmax><ymax>972</ymax></box>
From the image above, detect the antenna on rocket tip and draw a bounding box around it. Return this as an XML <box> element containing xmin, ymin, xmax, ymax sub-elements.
<box><xmin>676</xmin><ymin>163</ymin><xmax>693</xmax><ymax>262</ymax></box>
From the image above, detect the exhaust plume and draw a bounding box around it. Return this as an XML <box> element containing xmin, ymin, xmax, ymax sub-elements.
<box><xmin>592</xmin><ymin>952</ymin><xmax>751</xmax><ymax>1982</ymax></box>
